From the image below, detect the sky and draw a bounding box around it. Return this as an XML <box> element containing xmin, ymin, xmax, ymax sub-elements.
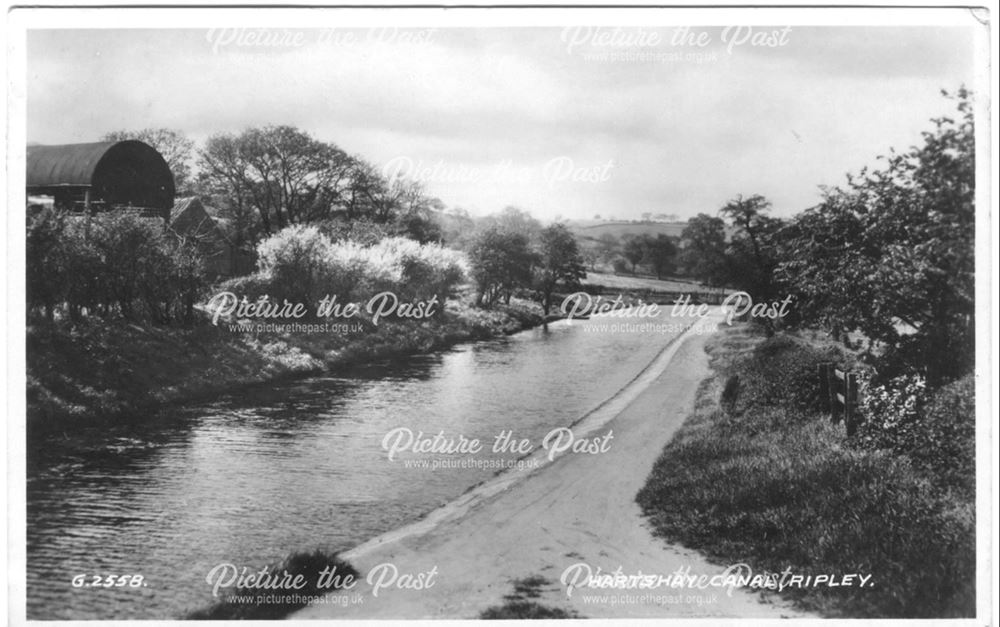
<box><xmin>25</xmin><ymin>22</ymin><xmax>982</xmax><ymax>221</ymax></box>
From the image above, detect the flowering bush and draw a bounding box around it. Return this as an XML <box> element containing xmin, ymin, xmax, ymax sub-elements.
<box><xmin>229</xmin><ymin>227</ymin><xmax>467</xmax><ymax>316</ymax></box>
<box><xmin>256</xmin><ymin>225</ymin><xmax>337</xmax><ymax>305</ymax></box>
<box><xmin>368</xmin><ymin>237</ymin><xmax>466</xmax><ymax>301</ymax></box>
<box><xmin>855</xmin><ymin>372</ymin><xmax>930</xmax><ymax>450</ymax></box>
<box><xmin>855</xmin><ymin>373</ymin><xmax>974</xmax><ymax>495</ymax></box>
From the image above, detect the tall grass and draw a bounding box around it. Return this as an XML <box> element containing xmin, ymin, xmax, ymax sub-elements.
<box><xmin>636</xmin><ymin>324</ymin><xmax>975</xmax><ymax>618</ymax></box>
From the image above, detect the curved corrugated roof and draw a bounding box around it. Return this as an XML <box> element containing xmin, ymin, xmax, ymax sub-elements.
<box><xmin>26</xmin><ymin>140</ymin><xmax>173</xmax><ymax>189</ymax></box>
<box><xmin>26</xmin><ymin>141</ymin><xmax>118</xmax><ymax>187</ymax></box>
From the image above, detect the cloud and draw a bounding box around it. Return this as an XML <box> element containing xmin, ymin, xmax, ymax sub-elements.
<box><xmin>26</xmin><ymin>25</ymin><xmax>980</xmax><ymax>220</ymax></box>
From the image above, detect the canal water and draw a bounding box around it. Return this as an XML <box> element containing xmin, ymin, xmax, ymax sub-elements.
<box><xmin>26</xmin><ymin>313</ymin><xmax>691</xmax><ymax>619</ymax></box>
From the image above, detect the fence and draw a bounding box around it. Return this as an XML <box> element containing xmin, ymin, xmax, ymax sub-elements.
<box><xmin>819</xmin><ymin>363</ymin><xmax>859</xmax><ymax>436</ymax></box>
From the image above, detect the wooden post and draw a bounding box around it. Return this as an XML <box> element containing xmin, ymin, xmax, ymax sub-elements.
<box><xmin>845</xmin><ymin>372</ymin><xmax>858</xmax><ymax>436</ymax></box>
<box><xmin>831</xmin><ymin>368</ymin><xmax>843</xmax><ymax>423</ymax></box>
<box><xmin>83</xmin><ymin>188</ymin><xmax>92</xmax><ymax>240</ymax></box>
<box><xmin>818</xmin><ymin>363</ymin><xmax>831</xmax><ymax>414</ymax></box>
<box><xmin>830</xmin><ymin>366</ymin><xmax>847</xmax><ymax>422</ymax></box>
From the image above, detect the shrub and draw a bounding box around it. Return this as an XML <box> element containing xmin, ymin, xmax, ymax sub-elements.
<box><xmin>232</xmin><ymin>228</ymin><xmax>466</xmax><ymax>319</ymax></box>
<box><xmin>468</xmin><ymin>228</ymin><xmax>534</xmax><ymax>307</ymax></box>
<box><xmin>368</xmin><ymin>237</ymin><xmax>465</xmax><ymax>302</ymax></box>
<box><xmin>26</xmin><ymin>209</ymin><xmax>207</xmax><ymax>325</ymax></box>
<box><xmin>913</xmin><ymin>375</ymin><xmax>975</xmax><ymax>494</ymax></box>
<box><xmin>319</xmin><ymin>217</ymin><xmax>392</xmax><ymax>246</ymax></box>
<box><xmin>856</xmin><ymin>373</ymin><xmax>975</xmax><ymax>496</ymax></box>
<box><xmin>26</xmin><ymin>208</ymin><xmax>69</xmax><ymax>320</ymax></box>
<box><xmin>732</xmin><ymin>334</ymin><xmax>857</xmax><ymax>414</ymax></box>
<box><xmin>855</xmin><ymin>372</ymin><xmax>930</xmax><ymax>448</ymax></box>
<box><xmin>256</xmin><ymin>224</ymin><xmax>338</xmax><ymax>306</ymax></box>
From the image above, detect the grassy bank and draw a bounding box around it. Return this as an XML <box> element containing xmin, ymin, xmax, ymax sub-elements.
<box><xmin>636</xmin><ymin>323</ymin><xmax>975</xmax><ymax>618</ymax></box>
<box><xmin>26</xmin><ymin>291</ymin><xmax>544</xmax><ymax>427</ymax></box>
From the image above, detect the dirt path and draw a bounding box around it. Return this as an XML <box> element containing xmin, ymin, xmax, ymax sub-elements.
<box><xmin>294</xmin><ymin>314</ymin><xmax>808</xmax><ymax>619</ymax></box>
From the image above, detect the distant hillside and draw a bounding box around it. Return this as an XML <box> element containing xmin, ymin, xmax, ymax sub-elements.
<box><xmin>569</xmin><ymin>221</ymin><xmax>688</xmax><ymax>241</ymax></box>
<box><xmin>569</xmin><ymin>220</ymin><xmax>736</xmax><ymax>242</ymax></box>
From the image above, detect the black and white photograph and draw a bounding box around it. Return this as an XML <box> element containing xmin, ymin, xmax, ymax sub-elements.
<box><xmin>4</xmin><ymin>4</ymin><xmax>996</xmax><ymax>624</ymax></box>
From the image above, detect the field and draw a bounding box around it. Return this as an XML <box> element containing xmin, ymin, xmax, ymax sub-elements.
<box><xmin>569</xmin><ymin>221</ymin><xmax>690</xmax><ymax>240</ymax></box>
<box><xmin>570</xmin><ymin>220</ymin><xmax>738</xmax><ymax>242</ymax></box>
<box><xmin>581</xmin><ymin>271</ymin><xmax>727</xmax><ymax>295</ymax></box>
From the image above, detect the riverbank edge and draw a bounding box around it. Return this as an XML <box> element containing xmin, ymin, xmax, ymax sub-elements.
<box><xmin>25</xmin><ymin>294</ymin><xmax>548</xmax><ymax>430</ymax></box>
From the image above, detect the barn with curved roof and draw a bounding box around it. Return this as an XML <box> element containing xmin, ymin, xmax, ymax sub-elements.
<box><xmin>26</xmin><ymin>140</ymin><xmax>175</xmax><ymax>219</ymax></box>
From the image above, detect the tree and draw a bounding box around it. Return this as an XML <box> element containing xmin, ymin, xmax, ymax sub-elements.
<box><xmin>240</xmin><ymin>125</ymin><xmax>349</xmax><ymax>230</ymax></box>
<box><xmin>28</xmin><ymin>210</ymin><xmax>207</xmax><ymax>325</ymax></box>
<box><xmin>771</xmin><ymin>195</ymin><xmax>866</xmax><ymax>337</ymax></box>
<box><xmin>622</xmin><ymin>236</ymin><xmax>645</xmax><ymax>274</ymax></box>
<box><xmin>720</xmin><ymin>194</ymin><xmax>770</xmax><ymax>266</ymax></box>
<box><xmin>532</xmin><ymin>223</ymin><xmax>586</xmax><ymax>315</ymax></box>
<box><xmin>103</xmin><ymin>128</ymin><xmax>195</xmax><ymax>195</ymax></box>
<box><xmin>596</xmin><ymin>233</ymin><xmax>619</xmax><ymax>263</ymax></box>
<box><xmin>720</xmin><ymin>194</ymin><xmax>784</xmax><ymax>300</ymax></box>
<box><xmin>644</xmin><ymin>234</ymin><xmax>677</xmax><ymax>280</ymax></box>
<box><xmin>344</xmin><ymin>160</ymin><xmax>389</xmax><ymax>221</ymax></box>
<box><xmin>679</xmin><ymin>213</ymin><xmax>728</xmax><ymax>285</ymax></box>
<box><xmin>436</xmin><ymin>206</ymin><xmax>477</xmax><ymax>249</ymax></box>
<box><xmin>480</xmin><ymin>206</ymin><xmax>543</xmax><ymax>242</ymax></box>
<box><xmin>387</xmin><ymin>185</ymin><xmax>444</xmax><ymax>243</ymax></box>
<box><xmin>198</xmin><ymin>133</ymin><xmax>259</xmax><ymax>252</ymax></box>
<box><xmin>198</xmin><ymin>126</ymin><xmax>361</xmax><ymax>239</ymax></box>
<box><xmin>468</xmin><ymin>226</ymin><xmax>535</xmax><ymax>307</ymax></box>
<box><xmin>774</xmin><ymin>88</ymin><xmax>975</xmax><ymax>385</ymax></box>
<box><xmin>352</xmin><ymin>162</ymin><xmax>417</xmax><ymax>223</ymax></box>
<box><xmin>392</xmin><ymin>205</ymin><xmax>444</xmax><ymax>244</ymax></box>
<box><xmin>580</xmin><ymin>246</ymin><xmax>601</xmax><ymax>272</ymax></box>
<box><xmin>26</xmin><ymin>208</ymin><xmax>69</xmax><ymax>321</ymax></box>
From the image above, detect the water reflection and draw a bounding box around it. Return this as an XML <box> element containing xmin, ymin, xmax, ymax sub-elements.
<box><xmin>27</xmin><ymin>315</ymin><xmax>684</xmax><ymax>619</ymax></box>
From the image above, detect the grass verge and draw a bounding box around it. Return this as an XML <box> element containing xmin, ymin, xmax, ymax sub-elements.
<box><xmin>636</xmin><ymin>323</ymin><xmax>975</xmax><ymax>618</ymax></box>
